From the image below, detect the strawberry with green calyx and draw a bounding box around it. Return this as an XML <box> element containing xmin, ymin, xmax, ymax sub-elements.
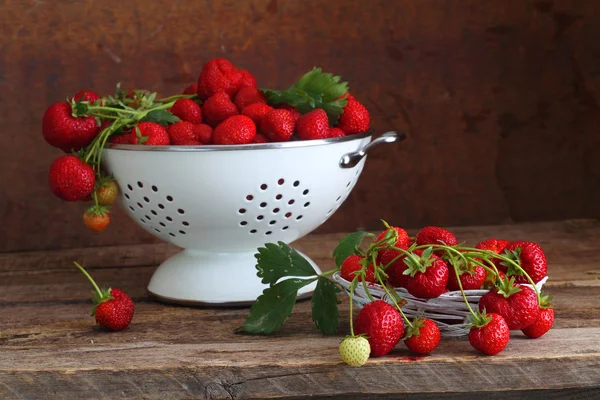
<box><xmin>340</xmin><ymin>254</ymin><xmax>375</xmax><ymax>283</ymax></box>
<box><xmin>468</xmin><ymin>310</ymin><xmax>510</xmax><ymax>355</ymax></box>
<box><xmin>83</xmin><ymin>205</ymin><xmax>110</xmax><ymax>232</ymax></box>
<box><xmin>95</xmin><ymin>177</ymin><xmax>119</xmax><ymax>206</ymax></box>
<box><xmin>339</xmin><ymin>335</ymin><xmax>371</xmax><ymax>366</ymax></box>
<box><xmin>130</xmin><ymin>123</ymin><xmax>170</xmax><ymax>145</ymax></box>
<box><xmin>403</xmin><ymin>317</ymin><xmax>441</xmax><ymax>354</ymax></box>
<box><xmin>397</xmin><ymin>248</ymin><xmax>449</xmax><ymax>298</ymax></box>
<box><xmin>74</xmin><ymin>262</ymin><xmax>134</xmax><ymax>331</ymax></box>
<box><xmin>447</xmin><ymin>255</ymin><xmax>486</xmax><ymax>291</ymax></box>
<box><xmin>478</xmin><ymin>276</ymin><xmax>539</xmax><ymax>330</ymax></box>
<box><xmin>262</xmin><ymin>67</ymin><xmax>349</xmax><ymax>125</ymax></box>
<box><xmin>499</xmin><ymin>241</ymin><xmax>547</xmax><ymax>284</ymax></box>
<box><xmin>522</xmin><ymin>292</ymin><xmax>555</xmax><ymax>339</ymax></box>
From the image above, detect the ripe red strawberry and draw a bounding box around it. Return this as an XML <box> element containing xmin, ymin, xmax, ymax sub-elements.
<box><xmin>328</xmin><ymin>127</ymin><xmax>345</xmax><ymax>138</ymax></box>
<box><xmin>377</xmin><ymin>225</ymin><xmax>410</xmax><ymax>249</ymax></box>
<box><xmin>75</xmin><ymin>262</ymin><xmax>134</xmax><ymax>331</ymax></box>
<box><xmin>49</xmin><ymin>156</ymin><xmax>95</xmax><ymax>201</ymax></box>
<box><xmin>377</xmin><ymin>249</ymin><xmax>403</xmax><ymax>286</ymax></box>
<box><xmin>296</xmin><ymin>109</ymin><xmax>330</xmax><ymax>140</ymax></box>
<box><xmin>42</xmin><ymin>102</ymin><xmax>100</xmax><ymax>151</ymax></box>
<box><xmin>96</xmin><ymin>179</ymin><xmax>119</xmax><ymax>205</ymax></box>
<box><xmin>478</xmin><ymin>277</ymin><xmax>539</xmax><ymax>330</ymax></box>
<box><xmin>194</xmin><ymin>124</ymin><xmax>214</xmax><ymax>144</ymax></box>
<box><xmin>403</xmin><ymin>317</ymin><xmax>441</xmax><ymax>354</ymax></box>
<box><xmin>447</xmin><ymin>260</ymin><xmax>486</xmax><ymax>291</ymax></box>
<box><xmin>182</xmin><ymin>83</ymin><xmax>198</xmax><ymax>95</ymax></box>
<box><xmin>73</xmin><ymin>90</ymin><xmax>101</xmax><ymax>103</ymax></box>
<box><xmin>340</xmin><ymin>254</ymin><xmax>375</xmax><ymax>283</ymax></box>
<box><xmin>109</xmin><ymin>133</ymin><xmax>131</xmax><ymax>145</ymax></box>
<box><xmin>202</xmin><ymin>92</ymin><xmax>239</xmax><ymax>127</ymax></box>
<box><xmin>236</xmin><ymin>70</ymin><xmax>258</xmax><ymax>91</ymax></box>
<box><xmin>130</xmin><ymin>122</ymin><xmax>170</xmax><ymax>145</ymax></box>
<box><xmin>234</xmin><ymin>87</ymin><xmax>266</xmax><ymax>111</ymax></box>
<box><xmin>197</xmin><ymin>58</ymin><xmax>239</xmax><ymax>99</ymax></box>
<box><xmin>83</xmin><ymin>206</ymin><xmax>110</xmax><ymax>232</ymax></box>
<box><xmin>213</xmin><ymin>115</ymin><xmax>256</xmax><ymax>145</ymax></box>
<box><xmin>252</xmin><ymin>133</ymin><xmax>270</xmax><ymax>143</ymax></box>
<box><xmin>276</xmin><ymin>104</ymin><xmax>301</xmax><ymax>122</ymax></box>
<box><xmin>475</xmin><ymin>238</ymin><xmax>510</xmax><ymax>272</ymax></box>
<box><xmin>500</xmin><ymin>241</ymin><xmax>547</xmax><ymax>284</ymax></box>
<box><xmin>397</xmin><ymin>248</ymin><xmax>449</xmax><ymax>298</ymax></box>
<box><xmin>354</xmin><ymin>300</ymin><xmax>404</xmax><ymax>357</ymax></box>
<box><xmin>242</xmin><ymin>103</ymin><xmax>273</xmax><ymax>126</ymax></box>
<box><xmin>168</xmin><ymin>121</ymin><xmax>197</xmax><ymax>145</ymax></box>
<box><xmin>171</xmin><ymin>98</ymin><xmax>202</xmax><ymax>124</ymax></box>
<box><xmin>376</xmin><ymin>225</ymin><xmax>410</xmax><ymax>285</ymax></box>
<box><xmin>469</xmin><ymin>311</ymin><xmax>510</xmax><ymax>355</ymax></box>
<box><xmin>260</xmin><ymin>109</ymin><xmax>295</xmax><ymax>142</ymax></box>
<box><xmin>522</xmin><ymin>296</ymin><xmax>554</xmax><ymax>339</ymax></box>
<box><xmin>416</xmin><ymin>226</ymin><xmax>458</xmax><ymax>248</ymax></box>
<box><xmin>337</xmin><ymin>95</ymin><xmax>370</xmax><ymax>134</ymax></box>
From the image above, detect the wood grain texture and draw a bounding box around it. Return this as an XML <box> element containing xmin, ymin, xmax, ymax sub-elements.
<box><xmin>1</xmin><ymin>0</ymin><xmax>600</xmax><ymax>252</ymax></box>
<box><xmin>0</xmin><ymin>220</ymin><xmax>599</xmax><ymax>399</ymax></box>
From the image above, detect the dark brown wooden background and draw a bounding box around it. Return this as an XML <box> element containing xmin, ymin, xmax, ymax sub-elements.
<box><xmin>1</xmin><ymin>0</ymin><xmax>599</xmax><ymax>252</ymax></box>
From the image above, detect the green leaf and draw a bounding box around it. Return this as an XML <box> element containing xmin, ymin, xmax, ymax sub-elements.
<box><xmin>141</xmin><ymin>109</ymin><xmax>180</xmax><ymax>126</ymax></box>
<box><xmin>333</xmin><ymin>231</ymin><xmax>370</xmax><ymax>267</ymax></box>
<box><xmin>255</xmin><ymin>242</ymin><xmax>318</xmax><ymax>285</ymax></box>
<box><xmin>262</xmin><ymin>67</ymin><xmax>349</xmax><ymax>125</ymax></box>
<box><xmin>236</xmin><ymin>278</ymin><xmax>316</xmax><ymax>335</ymax></box>
<box><xmin>311</xmin><ymin>276</ymin><xmax>341</xmax><ymax>335</ymax></box>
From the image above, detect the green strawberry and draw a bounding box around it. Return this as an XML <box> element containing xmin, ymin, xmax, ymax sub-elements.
<box><xmin>339</xmin><ymin>335</ymin><xmax>371</xmax><ymax>367</ymax></box>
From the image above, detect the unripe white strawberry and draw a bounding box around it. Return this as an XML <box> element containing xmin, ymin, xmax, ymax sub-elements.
<box><xmin>339</xmin><ymin>336</ymin><xmax>370</xmax><ymax>366</ymax></box>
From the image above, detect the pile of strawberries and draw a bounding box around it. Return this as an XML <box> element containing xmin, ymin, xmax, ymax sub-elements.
<box><xmin>337</xmin><ymin>224</ymin><xmax>553</xmax><ymax>366</ymax></box>
<box><xmin>41</xmin><ymin>59</ymin><xmax>370</xmax><ymax>232</ymax></box>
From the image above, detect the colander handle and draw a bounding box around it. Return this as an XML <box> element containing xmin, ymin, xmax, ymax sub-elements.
<box><xmin>339</xmin><ymin>131</ymin><xmax>406</xmax><ymax>168</ymax></box>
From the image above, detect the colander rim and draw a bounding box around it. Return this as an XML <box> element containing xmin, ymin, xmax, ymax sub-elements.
<box><xmin>104</xmin><ymin>132</ymin><xmax>371</xmax><ymax>152</ymax></box>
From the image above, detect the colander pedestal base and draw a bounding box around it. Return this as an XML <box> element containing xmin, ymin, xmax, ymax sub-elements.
<box><xmin>147</xmin><ymin>248</ymin><xmax>321</xmax><ymax>306</ymax></box>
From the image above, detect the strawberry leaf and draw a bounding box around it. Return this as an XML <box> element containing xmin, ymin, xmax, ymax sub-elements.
<box><xmin>255</xmin><ymin>242</ymin><xmax>318</xmax><ymax>286</ymax></box>
<box><xmin>262</xmin><ymin>67</ymin><xmax>349</xmax><ymax>125</ymax></box>
<box><xmin>311</xmin><ymin>277</ymin><xmax>341</xmax><ymax>335</ymax></box>
<box><xmin>236</xmin><ymin>278</ymin><xmax>316</xmax><ymax>335</ymax></box>
<box><xmin>333</xmin><ymin>231</ymin><xmax>370</xmax><ymax>267</ymax></box>
<box><xmin>141</xmin><ymin>109</ymin><xmax>180</xmax><ymax>126</ymax></box>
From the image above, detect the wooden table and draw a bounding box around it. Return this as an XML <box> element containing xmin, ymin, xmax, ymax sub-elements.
<box><xmin>1</xmin><ymin>220</ymin><xmax>599</xmax><ymax>399</ymax></box>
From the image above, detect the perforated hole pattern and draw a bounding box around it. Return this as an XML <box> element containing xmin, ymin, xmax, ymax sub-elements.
<box><xmin>123</xmin><ymin>181</ymin><xmax>190</xmax><ymax>238</ymax></box>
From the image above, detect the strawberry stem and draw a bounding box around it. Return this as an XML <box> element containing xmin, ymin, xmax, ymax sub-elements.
<box><xmin>74</xmin><ymin>262</ymin><xmax>102</xmax><ymax>296</ymax></box>
<box><xmin>349</xmin><ymin>276</ymin><xmax>358</xmax><ymax>336</ymax></box>
<box><xmin>155</xmin><ymin>93</ymin><xmax>198</xmax><ymax>104</ymax></box>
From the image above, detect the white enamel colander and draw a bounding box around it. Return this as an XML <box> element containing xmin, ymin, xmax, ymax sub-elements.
<box><xmin>102</xmin><ymin>131</ymin><xmax>403</xmax><ymax>305</ymax></box>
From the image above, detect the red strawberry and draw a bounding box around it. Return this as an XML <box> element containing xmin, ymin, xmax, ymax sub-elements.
<box><xmin>476</xmin><ymin>238</ymin><xmax>510</xmax><ymax>272</ymax></box>
<box><xmin>237</xmin><ymin>70</ymin><xmax>258</xmax><ymax>90</ymax></box>
<box><xmin>171</xmin><ymin>98</ymin><xmax>202</xmax><ymax>124</ymax></box>
<box><xmin>83</xmin><ymin>206</ymin><xmax>110</xmax><ymax>232</ymax></box>
<box><xmin>340</xmin><ymin>254</ymin><xmax>375</xmax><ymax>283</ymax></box>
<box><xmin>337</xmin><ymin>95</ymin><xmax>370</xmax><ymax>134</ymax></box>
<box><xmin>213</xmin><ymin>115</ymin><xmax>256</xmax><ymax>145</ymax></box>
<box><xmin>416</xmin><ymin>226</ymin><xmax>458</xmax><ymax>248</ymax></box>
<box><xmin>182</xmin><ymin>83</ymin><xmax>198</xmax><ymax>95</ymax></box>
<box><xmin>252</xmin><ymin>133</ymin><xmax>270</xmax><ymax>143</ymax></box>
<box><xmin>276</xmin><ymin>104</ymin><xmax>301</xmax><ymax>122</ymax></box>
<box><xmin>500</xmin><ymin>241</ymin><xmax>547</xmax><ymax>284</ymax></box>
<box><xmin>73</xmin><ymin>90</ymin><xmax>101</xmax><ymax>103</ymax></box>
<box><xmin>42</xmin><ymin>102</ymin><xmax>100</xmax><ymax>151</ymax></box>
<box><xmin>49</xmin><ymin>156</ymin><xmax>96</xmax><ymax>201</ymax></box>
<box><xmin>354</xmin><ymin>300</ymin><xmax>404</xmax><ymax>357</ymax></box>
<box><xmin>377</xmin><ymin>225</ymin><xmax>410</xmax><ymax>249</ymax></box>
<box><xmin>396</xmin><ymin>248</ymin><xmax>449</xmax><ymax>298</ymax></box>
<box><xmin>194</xmin><ymin>124</ymin><xmax>214</xmax><ymax>144</ymax></box>
<box><xmin>242</xmin><ymin>103</ymin><xmax>273</xmax><ymax>126</ymax></box>
<box><xmin>478</xmin><ymin>278</ymin><xmax>539</xmax><ymax>330</ymax></box>
<box><xmin>469</xmin><ymin>311</ymin><xmax>510</xmax><ymax>355</ymax></box>
<box><xmin>328</xmin><ymin>127</ymin><xmax>346</xmax><ymax>138</ymax></box>
<box><xmin>375</xmin><ymin>225</ymin><xmax>410</xmax><ymax>285</ymax></box>
<box><xmin>75</xmin><ymin>262</ymin><xmax>134</xmax><ymax>331</ymax></box>
<box><xmin>197</xmin><ymin>58</ymin><xmax>239</xmax><ymax>99</ymax></box>
<box><xmin>234</xmin><ymin>87</ymin><xmax>266</xmax><ymax>111</ymax></box>
<box><xmin>130</xmin><ymin>122</ymin><xmax>170</xmax><ymax>145</ymax></box>
<box><xmin>403</xmin><ymin>317</ymin><xmax>441</xmax><ymax>354</ymax></box>
<box><xmin>296</xmin><ymin>109</ymin><xmax>330</xmax><ymax>140</ymax></box>
<box><xmin>260</xmin><ymin>109</ymin><xmax>295</xmax><ymax>142</ymax></box>
<box><xmin>377</xmin><ymin>249</ymin><xmax>403</xmax><ymax>286</ymax></box>
<box><xmin>447</xmin><ymin>259</ymin><xmax>486</xmax><ymax>291</ymax></box>
<box><xmin>202</xmin><ymin>92</ymin><xmax>239</xmax><ymax>127</ymax></box>
<box><xmin>109</xmin><ymin>133</ymin><xmax>131</xmax><ymax>145</ymax></box>
<box><xmin>167</xmin><ymin>121</ymin><xmax>197</xmax><ymax>145</ymax></box>
<box><xmin>522</xmin><ymin>298</ymin><xmax>554</xmax><ymax>339</ymax></box>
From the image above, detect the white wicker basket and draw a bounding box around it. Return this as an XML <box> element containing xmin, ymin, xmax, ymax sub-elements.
<box><xmin>333</xmin><ymin>272</ymin><xmax>548</xmax><ymax>337</ymax></box>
